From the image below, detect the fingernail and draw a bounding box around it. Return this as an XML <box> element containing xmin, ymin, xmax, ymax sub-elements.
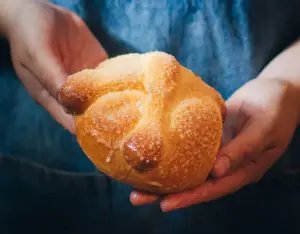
<box><xmin>161</xmin><ymin>199</ymin><xmax>181</xmax><ymax>212</ymax></box>
<box><xmin>131</xmin><ymin>192</ymin><xmax>138</xmax><ymax>199</ymax></box>
<box><xmin>130</xmin><ymin>192</ymin><xmax>139</xmax><ymax>206</ymax></box>
<box><xmin>63</xmin><ymin>106</ymin><xmax>73</xmax><ymax>114</ymax></box>
<box><xmin>213</xmin><ymin>156</ymin><xmax>231</xmax><ymax>177</ymax></box>
<box><xmin>130</xmin><ymin>192</ymin><xmax>159</xmax><ymax>206</ymax></box>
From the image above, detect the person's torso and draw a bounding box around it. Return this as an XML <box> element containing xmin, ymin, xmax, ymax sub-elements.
<box><xmin>2</xmin><ymin>1</ymin><xmax>300</xmax><ymax>233</ymax></box>
<box><xmin>0</xmin><ymin>0</ymin><xmax>300</xmax><ymax>175</ymax></box>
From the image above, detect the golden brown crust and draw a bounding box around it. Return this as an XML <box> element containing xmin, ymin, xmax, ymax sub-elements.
<box><xmin>59</xmin><ymin>52</ymin><xmax>226</xmax><ymax>194</ymax></box>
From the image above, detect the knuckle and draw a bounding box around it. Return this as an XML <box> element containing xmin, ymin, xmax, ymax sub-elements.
<box><xmin>236</xmin><ymin>144</ymin><xmax>255</xmax><ymax>163</ymax></box>
<box><xmin>25</xmin><ymin>48</ymin><xmax>38</xmax><ymax>62</ymax></box>
<box><xmin>243</xmin><ymin>144</ymin><xmax>255</xmax><ymax>156</ymax></box>
<box><xmin>225</xmin><ymin>143</ymin><xmax>255</xmax><ymax>163</ymax></box>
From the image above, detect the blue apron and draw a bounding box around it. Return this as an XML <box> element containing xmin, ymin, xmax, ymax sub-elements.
<box><xmin>1</xmin><ymin>0</ymin><xmax>300</xmax><ymax>233</ymax></box>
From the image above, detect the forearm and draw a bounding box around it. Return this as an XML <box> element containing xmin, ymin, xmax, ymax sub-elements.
<box><xmin>0</xmin><ymin>0</ymin><xmax>22</xmax><ymax>35</ymax></box>
<box><xmin>0</xmin><ymin>0</ymin><xmax>47</xmax><ymax>36</ymax></box>
<box><xmin>258</xmin><ymin>38</ymin><xmax>300</xmax><ymax>89</ymax></box>
<box><xmin>257</xmin><ymin>38</ymin><xmax>300</xmax><ymax>124</ymax></box>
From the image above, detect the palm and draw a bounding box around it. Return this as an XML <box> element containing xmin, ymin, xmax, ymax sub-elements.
<box><xmin>53</xmin><ymin>11</ymin><xmax>107</xmax><ymax>74</ymax></box>
<box><xmin>223</xmin><ymin>79</ymin><xmax>298</xmax><ymax>149</ymax></box>
<box><xmin>8</xmin><ymin>2</ymin><xmax>107</xmax><ymax>133</ymax></box>
<box><xmin>36</xmin><ymin>4</ymin><xmax>107</xmax><ymax>75</ymax></box>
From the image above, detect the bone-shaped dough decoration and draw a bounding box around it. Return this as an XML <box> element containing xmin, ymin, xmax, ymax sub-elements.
<box><xmin>59</xmin><ymin>52</ymin><xmax>226</xmax><ymax>194</ymax></box>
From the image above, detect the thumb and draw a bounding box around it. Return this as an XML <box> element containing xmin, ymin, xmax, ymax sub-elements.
<box><xmin>211</xmin><ymin>115</ymin><xmax>271</xmax><ymax>178</ymax></box>
<box><xmin>26</xmin><ymin>48</ymin><xmax>68</xmax><ymax>99</ymax></box>
<box><xmin>19</xmin><ymin>49</ymin><xmax>76</xmax><ymax>133</ymax></box>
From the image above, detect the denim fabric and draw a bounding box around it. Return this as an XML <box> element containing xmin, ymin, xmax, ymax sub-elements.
<box><xmin>1</xmin><ymin>153</ymin><xmax>300</xmax><ymax>234</ymax></box>
<box><xmin>1</xmin><ymin>0</ymin><xmax>300</xmax><ymax>233</ymax></box>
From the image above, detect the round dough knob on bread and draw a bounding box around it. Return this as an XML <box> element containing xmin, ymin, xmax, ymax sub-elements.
<box><xmin>59</xmin><ymin>51</ymin><xmax>226</xmax><ymax>194</ymax></box>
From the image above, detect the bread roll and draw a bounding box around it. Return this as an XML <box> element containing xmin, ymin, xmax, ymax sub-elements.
<box><xmin>59</xmin><ymin>52</ymin><xmax>226</xmax><ymax>194</ymax></box>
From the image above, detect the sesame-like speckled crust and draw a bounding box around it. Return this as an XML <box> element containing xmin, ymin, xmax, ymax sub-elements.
<box><xmin>59</xmin><ymin>52</ymin><xmax>226</xmax><ymax>194</ymax></box>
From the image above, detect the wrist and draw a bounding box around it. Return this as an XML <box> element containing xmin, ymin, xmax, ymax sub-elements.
<box><xmin>0</xmin><ymin>0</ymin><xmax>23</xmax><ymax>36</ymax></box>
<box><xmin>0</xmin><ymin>0</ymin><xmax>48</xmax><ymax>37</ymax></box>
<box><xmin>256</xmin><ymin>76</ymin><xmax>300</xmax><ymax>125</ymax></box>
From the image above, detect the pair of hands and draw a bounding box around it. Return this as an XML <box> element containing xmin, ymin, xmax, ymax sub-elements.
<box><xmin>3</xmin><ymin>1</ymin><xmax>300</xmax><ymax>212</ymax></box>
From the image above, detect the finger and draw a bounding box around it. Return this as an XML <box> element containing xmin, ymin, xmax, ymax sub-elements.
<box><xmin>220</xmin><ymin>103</ymin><xmax>241</xmax><ymax>147</ymax></box>
<box><xmin>160</xmin><ymin>148</ymin><xmax>281</xmax><ymax>212</ymax></box>
<box><xmin>25</xmin><ymin>48</ymin><xmax>67</xmax><ymax>99</ymax></box>
<box><xmin>211</xmin><ymin>116</ymin><xmax>271</xmax><ymax>178</ymax></box>
<box><xmin>35</xmin><ymin>89</ymin><xmax>76</xmax><ymax>134</ymax></box>
<box><xmin>15</xmin><ymin>65</ymin><xmax>75</xmax><ymax>134</ymax></box>
<box><xmin>160</xmin><ymin>171</ymin><xmax>249</xmax><ymax>212</ymax></box>
<box><xmin>130</xmin><ymin>191</ymin><xmax>159</xmax><ymax>206</ymax></box>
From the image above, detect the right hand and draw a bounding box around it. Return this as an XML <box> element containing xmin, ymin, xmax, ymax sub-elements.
<box><xmin>3</xmin><ymin>0</ymin><xmax>108</xmax><ymax>133</ymax></box>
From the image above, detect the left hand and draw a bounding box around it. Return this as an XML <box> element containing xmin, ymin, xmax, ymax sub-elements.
<box><xmin>6</xmin><ymin>1</ymin><xmax>107</xmax><ymax>133</ymax></box>
<box><xmin>130</xmin><ymin>78</ymin><xmax>300</xmax><ymax>212</ymax></box>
